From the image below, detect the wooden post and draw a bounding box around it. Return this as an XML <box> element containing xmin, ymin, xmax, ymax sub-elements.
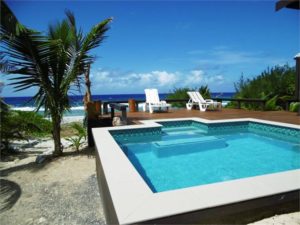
<box><xmin>111</xmin><ymin>108</ymin><xmax>115</xmax><ymax>119</ymax></box>
<box><xmin>121</xmin><ymin>109</ymin><xmax>127</xmax><ymax>121</ymax></box>
<box><xmin>86</xmin><ymin>101</ymin><xmax>98</xmax><ymax>147</ymax></box>
<box><xmin>237</xmin><ymin>100</ymin><xmax>241</xmax><ymax>109</ymax></box>
<box><xmin>128</xmin><ymin>99</ymin><xmax>136</xmax><ymax>112</ymax></box>
<box><xmin>261</xmin><ymin>100</ymin><xmax>266</xmax><ymax>111</ymax></box>
<box><xmin>95</xmin><ymin>100</ymin><xmax>102</xmax><ymax>115</ymax></box>
<box><xmin>135</xmin><ymin>102</ymin><xmax>139</xmax><ymax>112</ymax></box>
<box><xmin>87</xmin><ymin>102</ymin><xmax>98</xmax><ymax>120</ymax></box>
<box><xmin>285</xmin><ymin>101</ymin><xmax>289</xmax><ymax>111</ymax></box>
<box><xmin>103</xmin><ymin>102</ymin><xmax>108</xmax><ymax>114</ymax></box>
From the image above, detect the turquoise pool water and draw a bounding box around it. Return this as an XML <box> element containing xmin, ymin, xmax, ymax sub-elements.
<box><xmin>112</xmin><ymin>121</ymin><xmax>300</xmax><ymax>193</ymax></box>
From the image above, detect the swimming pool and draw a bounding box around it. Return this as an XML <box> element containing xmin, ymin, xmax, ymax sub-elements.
<box><xmin>112</xmin><ymin>120</ymin><xmax>300</xmax><ymax>193</ymax></box>
<box><xmin>93</xmin><ymin>118</ymin><xmax>300</xmax><ymax>224</ymax></box>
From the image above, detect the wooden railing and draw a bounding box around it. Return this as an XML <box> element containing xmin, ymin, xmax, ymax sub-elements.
<box><xmin>102</xmin><ymin>98</ymin><xmax>297</xmax><ymax>114</ymax></box>
<box><xmin>212</xmin><ymin>98</ymin><xmax>266</xmax><ymax>110</ymax></box>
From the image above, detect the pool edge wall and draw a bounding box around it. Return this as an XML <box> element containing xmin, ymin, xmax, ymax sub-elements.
<box><xmin>95</xmin><ymin>152</ymin><xmax>119</xmax><ymax>224</ymax></box>
<box><xmin>137</xmin><ymin>190</ymin><xmax>300</xmax><ymax>224</ymax></box>
<box><xmin>93</xmin><ymin>118</ymin><xmax>300</xmax><ymax>225</ymax></box>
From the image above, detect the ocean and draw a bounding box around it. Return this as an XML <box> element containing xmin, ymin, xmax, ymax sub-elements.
<box><xmin>3</xmin><ymin>92</ymin><xmax>235</xmax><ymax>117</ymax></box>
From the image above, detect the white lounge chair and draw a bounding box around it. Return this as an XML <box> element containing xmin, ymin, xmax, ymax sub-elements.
<box><xmin>143</xmin><ymin>89</ymin><xmax>170</xmax><ymax>113</ymax></box>
<box><xmin>186</xmin><ymin>91</ymin><xmax>221</xmax><ymax>112</ymax></box>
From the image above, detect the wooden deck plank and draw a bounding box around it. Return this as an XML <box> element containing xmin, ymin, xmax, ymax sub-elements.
<box><xmin>125</xmin><ymin>108</ymin><xmax>300</xmax><ymax>125</ymax></box>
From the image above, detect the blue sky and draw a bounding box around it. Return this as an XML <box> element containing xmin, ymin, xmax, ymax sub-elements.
<box><xmin>1</xmin><ymin>0</ymin><xmax>299</xmax><ymax>96</ymax></box>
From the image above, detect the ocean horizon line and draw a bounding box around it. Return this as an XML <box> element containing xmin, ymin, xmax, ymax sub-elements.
<box><xmin>3</xmin><ymin>91</ymin><xmax>236</xmax><ymax>99</ymax></box>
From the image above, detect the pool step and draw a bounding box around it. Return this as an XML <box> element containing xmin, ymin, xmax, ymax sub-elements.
<box><xmin>164</xmin><ymin>130</ymin><xmax>207</xmax><ymax>136</ymax></box>
<box><xmin>161</xmin><ymin>133</ymin><xmax>205</xmax><ymax>141</ymax></box>
<box><xmin>152</xmin><ymin>136</ymin><xmax>227</xmax><ymax>157</ymax></box>
<box><xmin>162</xmin><ymin>126</ymin><xmax>200</xmax><ymax>133</ymax></box>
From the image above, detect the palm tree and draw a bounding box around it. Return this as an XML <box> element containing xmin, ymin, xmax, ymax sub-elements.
<box><xmin>0</xmin><ymin>2</ymin><xmax>112</xmax><ymax>155</ymax></box>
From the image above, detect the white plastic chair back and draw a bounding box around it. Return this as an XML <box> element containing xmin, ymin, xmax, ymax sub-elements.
<box><xmin>145</xmin><ymin>89</ymin><xmax>151</xmax><ymax>103</ymax></box>
<box><xmin>195</xmin><ymin>92</ymin><xmax>206</xmax><ymax>103</ymax></box>
<box><xmin>187</xmin><ymin>92</ymin><xmax>198</xmax><ymax>103</ymax></box>
<box><xmin>150</xmin><ymin>89</ymin><xmax>160</xmax><ymax>103</ymax></box>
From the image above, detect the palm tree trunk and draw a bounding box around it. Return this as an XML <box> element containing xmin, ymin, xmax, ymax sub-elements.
<box><xmin>51</xmin><ymin>114</ymin><xmax>62</xmax><ymax>156</ymax></box>
<box><xmin>83</xmin><ymin>64</ymin><xmax>92</xmax><ymax>110</ymax></box>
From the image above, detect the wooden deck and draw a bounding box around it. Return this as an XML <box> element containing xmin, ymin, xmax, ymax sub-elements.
<box><xmin>123</xmin><ymin>108</ymin><xmax>300</xmax><ymax>125</ymax></box>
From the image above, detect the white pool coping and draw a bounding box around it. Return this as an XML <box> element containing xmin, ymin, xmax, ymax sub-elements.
<box><xmin>92</xmin><ymin>118</ymin><xmax>300</xmax><ymax>225</ymax></box>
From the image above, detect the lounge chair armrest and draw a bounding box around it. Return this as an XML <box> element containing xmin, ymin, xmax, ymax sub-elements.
<box><xmin>205</xmin><ymin>99</ymin><xmax>214</xmax><ymax>103</ymax></box>
<box><xmin>160</xmin><ymin>100</ymin><xmax>167</xmax><ymax>104</ymax></box>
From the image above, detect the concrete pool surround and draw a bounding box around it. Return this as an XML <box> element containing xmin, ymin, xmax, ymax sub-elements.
<box><xmin>92</xmin><ymin>118</ymin><xmax>300</xmax><ymax>224</ymax></box>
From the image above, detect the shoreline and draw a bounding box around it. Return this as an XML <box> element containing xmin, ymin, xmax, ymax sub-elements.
<box><xmin>62</xmin><ymin>115</ymin><xmax>84</xmax><ymax>124</ymax></box>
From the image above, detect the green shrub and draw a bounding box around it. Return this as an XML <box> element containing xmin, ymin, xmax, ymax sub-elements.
<box><xmin>1</xmin><ymin>102</ymin><xmax>52</xmax><ymax>152</ymax></box>
<box><xmin>265</xmin><ymin>95</ymin><xmax>282</xmax><ymax>111</ymax></box>
<box><xmin>232</xmin><ymin>65</ymin><xmax>295</xmax><ymax>111</ymax></box>
<box><xmin>13</xmin><ymin>111</ymin><xmax>52</xmax><ymax>137</ymax></box>
<box><xmin>224</xmin><ymin>101</ymin><xmax>236</xmax><ymax>109</ymax></box>
<box><xmin>71</xmin><ymin>123</ymin><xmax>87</xmax><ymax>140</ymax></box>
<box><xmin>1</xmin><ymin>110</ymin><xmax>52</xmax><ymax>139</ymax></box>
<box><xmin>198</xmin><ymin>85</ymin><xmax>211</xmax><ymax>99</ymax></box>
<box><xmin>289</xmin><ymin>102</ymin><xmax>300</xmax><ymax>112</ymax></box>
<box><xmin>66</xmin><ymin>123</ymin><xmax>86</xmax><ymax>151</ymax></box>
<box><xmin>167</xmin><ymin>87</ymin><xmax>191</xmax><ymax>107</ymax></box>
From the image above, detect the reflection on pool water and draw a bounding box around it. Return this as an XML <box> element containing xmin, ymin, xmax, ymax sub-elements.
<box><xmin>111</xmin><ymin>121</ymin><xmax>300</xmax><ymax>193</ymax></box>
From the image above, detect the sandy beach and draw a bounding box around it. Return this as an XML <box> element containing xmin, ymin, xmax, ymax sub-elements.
<box><xmin>0</xmin><ymin>138</ymin><xmax>106</xmax><ymax>225</ymax></box>
<box><xmin>0</xmin><ymin>120</ymin><xmax>299</xmax><ymax>225</ymax></box>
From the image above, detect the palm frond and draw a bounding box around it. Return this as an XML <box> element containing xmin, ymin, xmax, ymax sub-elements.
<box><xmin>60</xmin><ymin>17</ymin><xmax>112</xmax><ymax>92</ymax></box>
<box><xmin>81</xmin><ymin>18</ymin><xmax>112</xmax><ymax>53</ymax></box>
<box><xmin>65</xmin><ymin>10</ymin><xmax>76</xmax><ymax>29</ymax></box>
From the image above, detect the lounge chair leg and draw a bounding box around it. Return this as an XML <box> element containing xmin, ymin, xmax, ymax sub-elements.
<box><xmin>199</xmin><ymin>105</ymin><xmax>207</xmax><ymax>112</ymax></box>
<box><xmin>186</xmin><ymin>103</ymin><xmax>193</xmax><ymax>110</ymax></box>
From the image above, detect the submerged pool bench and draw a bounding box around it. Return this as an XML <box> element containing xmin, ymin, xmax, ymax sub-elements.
<box><xmin>153</xmin><ymin>136</ymin><xmax>227</xmax><ymax>157</ymax></box>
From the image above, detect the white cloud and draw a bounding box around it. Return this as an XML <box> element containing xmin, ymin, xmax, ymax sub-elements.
<box><xmin>91</xmin><ymin>69</ymin><xmax>179</xmax><ymax>91</ymax></box>
<box><xmin>185</xmin><ymin>70</ymin><xmax>225</xmax><ymax>86</ymax></box>
<box><xmin>90</xmin><ymin>68</ymin><xmax>225</xmax><ymax>94</ymax></box>
<box><xmin>185</xmin><ymin>70</ymin><xmax>204</xmax><ymax>85</ymax></box>
<box><xmin>206</xmin><ymin>75</ymin><xmax>224</xmax><ymax>85</ymax></box>
<box><xmin>153</xmin><ymin>71</ymin><xmax>178</xmax><ymax>86</ymax></box>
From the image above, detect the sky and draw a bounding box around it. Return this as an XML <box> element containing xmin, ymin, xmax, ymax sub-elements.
<box><xmin>1</xmin><ymin>0</ymin><xmax>299</xmax><ymax>97</ymax></box>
